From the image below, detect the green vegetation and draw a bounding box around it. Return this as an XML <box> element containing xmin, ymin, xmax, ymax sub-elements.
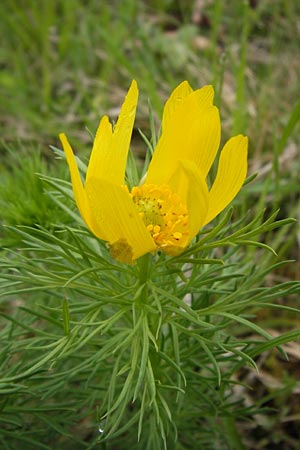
<box><xmin>0</xmin><ymin>1</ymin><xmax>299</xmax><ymax>449</ymax></box>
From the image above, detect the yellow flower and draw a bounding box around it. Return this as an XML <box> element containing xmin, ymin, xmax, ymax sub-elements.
<box><xmin>59</xmin><ymin>80</ymin><xmax>248</xmax><ymax>264</ymax></box>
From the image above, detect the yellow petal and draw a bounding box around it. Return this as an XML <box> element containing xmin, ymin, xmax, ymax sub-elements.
<box><xmin>193</xmin><ymin>84</ymin><xmax>214</xmax><ymax>108</ymax></box>
<box><xmin>204</xmin><ymin>135</ymin><xmax>248</xmax><ymax>226</ymax></box>
<box><xmin>59</xmin><ymin>132</ymin><xmax>93</xmax><ymax>229</ymax></box>
<box><xmin>167</xmin><ymin>160</ymin><xmax>209</xmax><ymax>240</ymax></box>
<box><xmin>162</xmin><ymin>81</ymin><xmax>193</xmax><ymax>131</ymax></box>
<box><xmin>86</xmin><ymin>80</ymin><xmax>138</xmax><ymax>185</ymax></box>
<box><xmin>146</xmin><ymin>103</ymin><xmax>220</xmax><ymax>185</ymax></box>
<box><xmin>85</xmin><ymin>178</ymin><xmax>156</xmax><ymax>262</ymax></box>
<box><xmin>162</xmin><ymin>83</ymin><xmax>215</xmax><ymax>132</ymax></box>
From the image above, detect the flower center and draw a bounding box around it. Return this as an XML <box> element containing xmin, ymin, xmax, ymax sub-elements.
<box><xmin>131</xmin><ymin>184</ymin><xmax>189</xmax><ymax>255</ymax></box>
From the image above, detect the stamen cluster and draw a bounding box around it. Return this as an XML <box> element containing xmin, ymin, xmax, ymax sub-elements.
<box><xmin>131</xmin><ymin>184</ymin><xmax>189</xmax><ymax>253</ymax></box>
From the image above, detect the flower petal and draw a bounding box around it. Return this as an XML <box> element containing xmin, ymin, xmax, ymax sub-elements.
<box><xmin>146</xmin><ymin>102</ymin><xmax>220</xmax><ymax>185</ymax></box>
<box><xmin>162</xmin><ymin>83</ymin><xmax>215</xmax><ymax>132</ymax></box>
<box><xmin>85</xmin><ymin>177</ymin><xmax>156</xmax><ymax>262</ymax></box>
<box><xmin>203</xmin><ymin>135</ymin><xmax>248</xmax><ymax>226</ymax></box>
<box><xmin>167</xmin><ymin>159</ymin><xmax>209</xmax><ymax>240</ymax></box>
<box><xmin>162</xmin><ymin>81</ymin><xmax>193</xmax><ymax>131</ymax></box>
<box><xmin>59</xmin><ymin>132</ymin><xmax>93</xmax><ymax>229</ymax></box>
<box><xmin>86</xmin><ymin>80</ymin><xmax>138</xmax><ymax>185</ymax></box>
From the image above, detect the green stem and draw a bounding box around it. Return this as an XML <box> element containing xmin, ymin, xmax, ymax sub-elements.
<box><xmin>138</xmin><ymin>253</ymin><xmax>151</xmax><ymax>286</ymax></box>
